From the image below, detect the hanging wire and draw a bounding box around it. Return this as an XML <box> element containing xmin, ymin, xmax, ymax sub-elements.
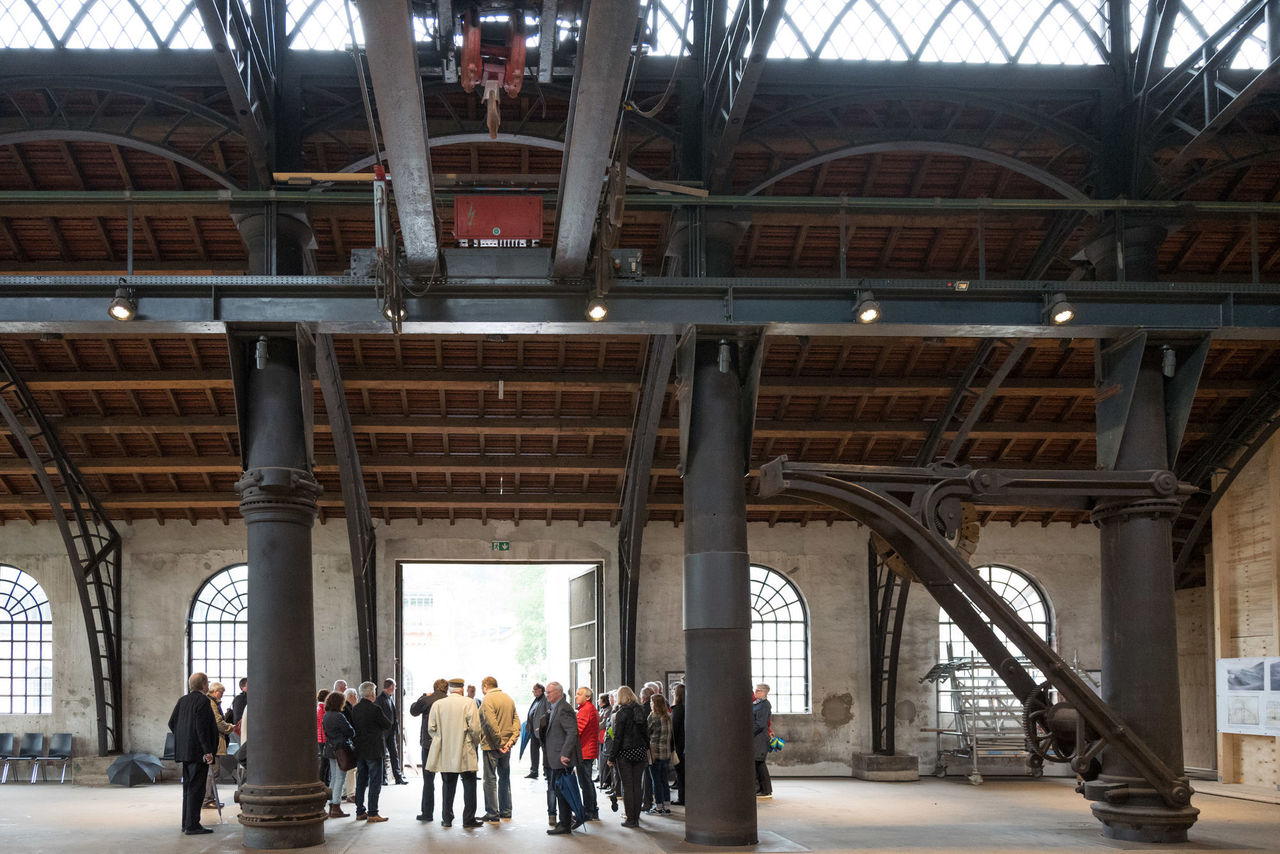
<box><xmin>344</xmin><ymin>0</ymin><xmax>383</xmax><ymax>171</ymax></box>
<box><xmin>628</xmin><ymin>0</ymin><xmax>689</xmax><ymax>119</ymax></box>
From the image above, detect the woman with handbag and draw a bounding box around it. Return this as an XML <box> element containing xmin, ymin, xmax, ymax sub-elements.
<box><xmin>321</xmin><ymin>691</ymin><xmax>357</xmax><ymax>817</ymax></box>
<box><xmin>605</xmin><ymin>685</ymin><xmax>649</xmax><ymax>828</ymax></box>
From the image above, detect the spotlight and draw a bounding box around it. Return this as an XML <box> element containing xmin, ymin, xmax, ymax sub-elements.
<box><xmin>1046</xmin><ymin>292</ymin><xmax>1074</xmax><ymax>325</ymax></box>
<box><xmin>586</xmin><ymin>296</ymin><xmax>608</xmax><ymax>321</ymax></box>
<box><xmin>108</xmin><ymin>286</ymin><xmax>136</xmax><ymax>321</ymax></box>
<box><xmin>854</xmin><ymin>291</ymin><xmax>881</xmax><ymax>324</ymax></box>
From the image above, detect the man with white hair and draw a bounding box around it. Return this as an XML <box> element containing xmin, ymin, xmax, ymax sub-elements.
<box><xmin>427</xmin><ymin>678</ymin><xmax>484</xmax><ymax>828</ymax></box>
<box><xmin>351</xmin><ymin>681</ymin><xmax>393</xmax><ymax>822</ymax></box>
<box><xmin>541</xmin><ymin>681</ymin><xmax>584</xmax><ymax>835</ymax></box>
<box><xmin>168</xmin><ymin>672</ymin><xmax>219</xmax><ymax>836</ymax></box>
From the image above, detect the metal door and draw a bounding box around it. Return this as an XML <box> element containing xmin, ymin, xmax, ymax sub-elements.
<box><xmin>568</xmin><ymin>565</ymin><xmax>603</xmax><ymax>695</ymax></box>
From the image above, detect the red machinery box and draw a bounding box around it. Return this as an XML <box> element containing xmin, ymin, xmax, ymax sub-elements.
<box><xmin>453</xmin><ymin>195</ymin><xmax>543</xmax><ymax>244</ymax></box>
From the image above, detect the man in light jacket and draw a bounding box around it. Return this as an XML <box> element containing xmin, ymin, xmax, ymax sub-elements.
<box><xmin>478</xmin><ymin>675</ymin><xmax>520</xmax><ymax>823</ymax></box>
<box><xmin>409</xmin><ymin>677</ymin><xmax>449</xmax><ymax>822</ymax></box>
<box><xmin>427</xmin><ymin>677</ymin><xmax>484</xmax><ymax>828</ymax></box>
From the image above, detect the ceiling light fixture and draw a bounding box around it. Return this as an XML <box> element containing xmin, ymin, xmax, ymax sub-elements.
<box><xmin>108</xmin><ymin>285</ymin><xmax>136</xmax><ymax>321</ymax></box>
<box><xmin>382</xmin><ymin>301</ymin><xmax>406</xmax><ymax>321</ymax></box>
<box><xmin>1046</xmin><ymin>292</ymin><xmax>1075</xmax><ymax>325</ymax></box>
<box><xmin>586</xmin><ymin>296</ymin><xmax>608</xmax><ymax>321</ymax></box>
<box><xmin>854</xmin><ymin>291</ymin><xmax>881</xmax><ymax>323</ymax></box>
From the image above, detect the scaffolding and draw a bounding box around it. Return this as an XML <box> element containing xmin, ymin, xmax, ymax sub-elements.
<box><xmin>921</xmin><ymin>657</ymin><xmax>1040</xmax><ymax>784</ymax></box>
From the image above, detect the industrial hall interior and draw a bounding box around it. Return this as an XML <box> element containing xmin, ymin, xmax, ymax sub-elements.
<box><xmin>3</xmin><ymin>0</ymin><xmax>1280</xmax><ymax>851</ymax></box>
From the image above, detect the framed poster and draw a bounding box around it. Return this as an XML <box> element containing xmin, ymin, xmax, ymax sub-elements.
<box><xmin>1216</xmin><ymin>657</ymin><xmax>1278</xmax><ymax>735</ymax></box>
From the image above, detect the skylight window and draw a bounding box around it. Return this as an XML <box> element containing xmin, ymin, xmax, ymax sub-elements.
<box><xmin>0</xmin><ymin>1</ymin><xmax>210</xmax><ymax>49</ymax></box>
<box><xmin>0</xmin><ymin>0</ymin><xmax>1267</xmax><ymax>69</ymax></box>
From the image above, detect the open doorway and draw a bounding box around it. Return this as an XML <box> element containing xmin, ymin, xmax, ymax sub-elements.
<box><xmin>395</xmin><ymin>560</ymin><xmax>603</xmax><ymax>772</ymax></box>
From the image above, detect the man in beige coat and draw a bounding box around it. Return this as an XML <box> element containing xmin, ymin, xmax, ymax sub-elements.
<box><xmin>427</xmin><ymin>678</ymin><xmax>484</xmax><ymax>828</ymax></box>
<box><xmin>478</xmin><ymin>676</ymin><xmax>520</xmax><ymax>822</ymax></box>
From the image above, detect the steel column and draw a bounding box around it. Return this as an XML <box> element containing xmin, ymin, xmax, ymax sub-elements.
<box><xmin>232</xmin><ymin>213</ymin><xmax>327</xmax><ymax>849</ymax></box>
<box><xmin>1089</xmin><ymin>349</ymin><xmax>1199</xmax><ymax>841</ymax></box>
<box><xmin>680</xmin><ymin>337</ymin><xmax>756</xmax><ymax>846</ymax></box>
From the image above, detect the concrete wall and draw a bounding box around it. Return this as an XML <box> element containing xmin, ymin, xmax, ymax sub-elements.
<box><xmin>3</xmin><ymin>514</ymin><xmax>1215</xmax><ymax>780</ymax></box>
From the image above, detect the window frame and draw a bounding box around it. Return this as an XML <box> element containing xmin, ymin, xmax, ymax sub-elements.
<box><xmin>187</xmin><ymin>563</ymin><xmax>248</xmax><ymax>703</ymax></box>
<box><xmin>0</xmin><ymin>564</ymin><xmax>53</xmax><ymax>715</ymax></box>
<box><xmin>749</xmin><ymin>563</ymin><xmax>811</xmax><ymax>715</ymax></box>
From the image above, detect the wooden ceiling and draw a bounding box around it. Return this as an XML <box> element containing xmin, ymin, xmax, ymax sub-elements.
<box><xmin>2</xmin><ymin>333</ymin><xmax>1278</xmax><ymax>531</ymax></box>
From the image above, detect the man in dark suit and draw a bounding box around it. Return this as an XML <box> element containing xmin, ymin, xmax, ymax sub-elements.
<box><xmin>542</xmin><ymin>681</ymin><xmax>583</xmax><ymax>835</ymax></box>
<box><xmin>409</xmin><ymin>678</ymin><xmax>449</xmax><ymax>822</ymax></box>
<box><xmin>352</xmin><ymin>681</ymin><xmax>393</xmax><ymax>822</ymax></box>
<box><xmin>375</xmin><ymin>677</ymin><xmax>406</xmax><ymax>785</ymax></box>
<box><xmin>167</xmin><ymin>672</ymin><xmax>219</xmax><ymax>835</ymax></box>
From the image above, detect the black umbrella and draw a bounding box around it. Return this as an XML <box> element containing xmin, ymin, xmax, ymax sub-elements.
<box><xmin>107</xmin><ymin>752</ymin><xmax>163</xmax><ymax>787</ymax></box>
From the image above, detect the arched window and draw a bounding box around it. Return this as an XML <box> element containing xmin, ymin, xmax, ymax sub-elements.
<box><xmin>0</xmin><ymin>565</ymin><xmax>52</xmax><ymax>714</ymax></box>
<box><xmin>188</xmin><ymin>564</ymin><xmax>248</xmax><ymax>701</ymax></box>
<box><xmin>749</xmin><ymin>564</ymin><xmax>810</xmax><ymax>714</ymax></box>
<box><xmin>935</xmin><ymin>564</ymin><xmax>1052</xmax><ymax>735</ymax></box>
<box><xmin>937</xmin><ymin>564</ymin><xmax>1052</xmax><ymax>661</ymax></box>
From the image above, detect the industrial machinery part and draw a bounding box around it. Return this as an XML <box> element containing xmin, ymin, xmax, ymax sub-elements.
<box><xmin>758</xmin><ymin>457</ymin><xmax>1195</xmax><ymax>811</ymax></box>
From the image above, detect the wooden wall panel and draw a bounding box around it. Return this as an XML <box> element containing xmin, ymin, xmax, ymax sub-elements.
<box><xmin>1177</xmin><ymin>585</ymin><xmax>1216</xmax><ymax>769</ymax></box>
<box><xmin>1212</xmin><ymin>433</ymin><xmax>1280</xmax><ymax>786</ymax></box>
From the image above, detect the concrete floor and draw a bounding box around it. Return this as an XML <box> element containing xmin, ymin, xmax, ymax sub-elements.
<box><xmin>7</xmin><ymin>772</ymin><xmax>1278</xmax><ymax>853</ymax></box>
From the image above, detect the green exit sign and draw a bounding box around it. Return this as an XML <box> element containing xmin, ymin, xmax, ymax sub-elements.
<box><xmin>491</xmin><ymin>541</ymin><xmax>510</xmax><ymax>551</ymax></box>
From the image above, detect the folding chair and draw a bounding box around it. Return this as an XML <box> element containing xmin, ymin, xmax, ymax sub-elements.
<box><xmin>0</xmin><ymin>733</ymin><xmax>14</xmax><ymax>783</ymax></box>
<box><xmin>16</xmin><ymin>733</ymin><xmax>43</xmax><ymax>784</ymax></box>
<box><xmin>35</xmin><ymin>732</ymin><xmax>72</xmax><ymax>783</ymax></box>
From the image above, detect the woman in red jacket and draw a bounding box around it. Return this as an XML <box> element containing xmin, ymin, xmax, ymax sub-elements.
<box><xmin>575</xmin><ymin>686</ymin><xmax>600</xmax><ymax>821</ymax></box>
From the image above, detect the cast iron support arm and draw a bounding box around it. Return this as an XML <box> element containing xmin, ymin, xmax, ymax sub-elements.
<box><xmin>314</xmin><ymin>332</ymin><xmax>378</xmax><ymax>681</ymax></box>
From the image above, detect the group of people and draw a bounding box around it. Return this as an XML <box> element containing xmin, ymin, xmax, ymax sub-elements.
<box><xmin>170</xmin><ymin>669</ymin><xmax>775</xmax><ymax>838</ymax></box>
<box><xmin>166</xmin><ymin>673</ymin><xmax>248</xmax><ymax>836</ymax></box>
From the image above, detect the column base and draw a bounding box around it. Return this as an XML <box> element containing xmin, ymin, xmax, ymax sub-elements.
<box><xmin>685</xmin><ymin>829</ymin><xmax>760</xmax><ymax>846</ymax></box>
<box><xmin>237</xmin><ymin>781</ymin><xmax>328</xmax><ymax>849</ymax></box>
<box><xmin>1091</xmin><ymin>801</ymin><xmax>1199</xmax><ymax>843</ymax></box>
<box><xmin>852</xmin><ymin>752</ymin><xmax>920</xmax><ymax>781</ymax></box>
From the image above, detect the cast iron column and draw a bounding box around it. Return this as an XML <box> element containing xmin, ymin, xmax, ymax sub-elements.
<box><xmin>682</xmin><ymin>338</ymin><xmax>756</xmax><ymax>846</ymax></box>
<box><xmin>233</xmin><ymin>211</ymin><xmax>328</xmax><ymax>849</ymax></box>
<box><xmin>1088</xmin><ymin>351</ymin><xmax>1199</xmax><ymax>842</ymax></box>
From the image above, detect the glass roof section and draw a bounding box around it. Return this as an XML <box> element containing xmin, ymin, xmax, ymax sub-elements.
<box><xmin>0</xmin><ymin>0</ymin><xmax>1268</xmax><ymax>68</ymax></box>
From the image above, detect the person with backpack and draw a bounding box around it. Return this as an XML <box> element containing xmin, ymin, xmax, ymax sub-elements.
<box><xmin>753</xmin><ymin>683</ymin><xmax>773</xmax><ymax>799</ymax></box>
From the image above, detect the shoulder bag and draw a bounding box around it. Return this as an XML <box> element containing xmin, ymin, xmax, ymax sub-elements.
<box><xmin>335</xmin><ymin>741</ymin><xmax>356</xmax><ymax>771</ymax></box>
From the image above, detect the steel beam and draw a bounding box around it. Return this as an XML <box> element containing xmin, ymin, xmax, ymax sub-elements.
<box><xmin>703</xmin><ymin>0</ymin><xmax>786</xmax><ymax>192</ymax></box>
<box><xmin>617</xmin><ymin>334</ymin><xmax>678</xmax><ymax>687</ymax></box>
<box><xmin>194</xmin><ymin>0</ymin><xmax>275</xmax><ymax>187</ymax></box>
<box><xmin>354</xmin><ymin>0</ymin><xmax>440</xmax><ymax>274</ymax></box>
<box><xmin>2</xmin><ymin>276</ymin><xmax>1280</xmax><ymax>336</ymax></box>
<box><xmin>0</xmin><ymin>350</ymin><xmax>123</xmax><ymax>756</ymax></box>
<box><xmin>551</xmin><ymin>0</ymin><xmax>640</xmax><ymax>277</ymax></box>
<box><xmin>314</xmin><ymin>332</ymin><xmax>378</xmax><ymax>682</ymax></box>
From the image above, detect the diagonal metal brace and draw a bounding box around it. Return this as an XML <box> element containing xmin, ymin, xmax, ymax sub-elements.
<box><xmin>759</xmin><ymin>456</ymin><xmax>1195</xmax><ymax>811</ymax></box>
<box><xmin>195</xmin><ymin>0</ymin><xmax>275</xmax><ymax>187</ymax></box>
